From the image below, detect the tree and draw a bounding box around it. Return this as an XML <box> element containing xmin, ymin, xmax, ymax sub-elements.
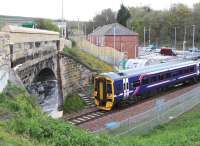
<box><xmin>86</xmin><ymin>8</ymin><xmax>116</xmax><ymax>34</ymax></box>
<box><xmin>93</xmin><ymin>8</ymin><xmax>116</xmax><ymax>26</ymax></box>
<box><xmin>117</xmin><ymin>4</ymin><xmax>131</xmax><ymax>26</ymax></box>
<box><xmin>37</xmin><ymin>19</ymin><xmax>59</xmax><ymax>32</ymax></box>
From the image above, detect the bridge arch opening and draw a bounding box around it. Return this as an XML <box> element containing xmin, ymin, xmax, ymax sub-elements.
<box><xmin>29</xmin><ymin>68</ymin><xmax>59</xmax><ymax>116</ymax></box>
<box><xmin>33</xmin><ymin>68</ymin><xmax>56</xmax><ymax>83</ymax></box>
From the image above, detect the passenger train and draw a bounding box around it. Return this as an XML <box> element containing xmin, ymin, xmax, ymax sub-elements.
<box><xmin>93</xmin><ymin>60</ymin><xmax>200</xmax><ymax>110</ymax></box>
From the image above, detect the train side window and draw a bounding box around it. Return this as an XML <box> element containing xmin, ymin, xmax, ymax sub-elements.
<box><xmin>116</xmin><ymin>84</ymin><xmax>122</xmax><ymax>95</ymax></box>
<box><xmin>130</xmin><ymin>80</ymin><xmax>140</xmax><ymax>89</ymax></box>
<box><xmin>134</xmin><ymin>80</ymin><xmax>140</xmax><ymax>87</ymax></box>
<box><xmin>151</xmin><ymin>76</ymin><xmax>157</xmax><ymax>82</ymax></box>
<box><xmin>159</xmin><ymin>74</ymin><xmax>164</xmax><ymax>80</ymax></box>
<box><xmin>130</xmin><ymin>83</ymin><xmax>134</xmax><ymax>89</ymax></box>
<box><xmin>116</xmin><ymin>84</ymin><xmax>121</xmax><ymax>91</ymax></box>
<box><xmin>123</xmin><ymin>83</ymin><xmax>126</xmax><ymax>90</ymax></box>
<box><xmin>142</xmin><ymin>78</ymin><xmax>149</xmax><ymax>85</ymax></box>
<box><xmin>172</xmin><ymin>71</ymin><xmax>176</xmax><ymax>77</ymax></box>
<box><xmin>166</xmin><ymin>73</ymin><xmax>171</xmax><ymax>78</ymax></box>
<box><xmin>184</xmin><ymin>69</ymin><xmax>189</xmax><ymax>74</ymax></box>
<box><xmin>190</xmin><ymin>67</ymin><xmax>194</xmax><ymax>72</ymax></box>
<box><xmin>178</xmin><ymin>70</ymin><xmax>183</xmax><ymax>75</ymax></box>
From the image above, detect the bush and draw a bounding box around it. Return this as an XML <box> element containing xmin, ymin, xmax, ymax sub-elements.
<box><xmin>63</xmin><ymin>94</ymin><xmax>86</xmax><ymax>113</ymax></box>
<box><xmin>63</xmin><ymin>47</ymin><xmax>114</xmax><ymax>72</ymax></box>
<box><xmin>71</xmin><ymin>40</ymin><xmax>76</xmax><ymax>47</ymax></box>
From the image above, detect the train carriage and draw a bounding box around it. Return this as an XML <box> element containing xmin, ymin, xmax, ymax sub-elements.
<box><xmin>93</xmin><ymin>60</ymin><xmax>200</xmax><ymax>110</ymax></box>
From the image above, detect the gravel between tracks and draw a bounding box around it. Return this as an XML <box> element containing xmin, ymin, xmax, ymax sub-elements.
<box><xmin>79</xmin><ymin>83</ymin><xmax>200</xmax><ymax>132</ymax></box>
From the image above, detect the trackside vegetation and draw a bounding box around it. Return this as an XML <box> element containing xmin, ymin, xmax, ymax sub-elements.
<box><xmin>120</xmin><ymin>104</ymin><xmax>200</xmax><ymax>146</ymax></box>
<box><xmin>63</xmin><ymin>47</ymin><xmax>114</xmax><ymax>73</ymax></box>
<box><xmin>0</xmin><ymin>82</ymin><xmax>117</xmax><ymax>146</ymax></box>
<box><xmin>0</xmin><ymin>82</ymin><xmax>200</xmax><ymax>145</ymax></box>
<box><xmin>63</xmin><ymin>93</ymin><xmax>86</xmax><ymax>113</ymax></box>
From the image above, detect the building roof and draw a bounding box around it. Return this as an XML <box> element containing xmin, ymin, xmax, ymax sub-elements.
<box><xmin>90</xmin><ymin>23</ymin><xmax>138</xmax><ymax>36</ymax></box>
<box><xmin>1</xmin><ymin>25</ymin><xmax>59</xmax><ymax>35</ymax></box>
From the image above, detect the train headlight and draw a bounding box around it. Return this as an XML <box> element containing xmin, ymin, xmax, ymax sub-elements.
<box><xmin>93</xmin><ymin>91</ymin><xmax>97</xmax><ymax>97</ymax></box>
<box><xmin>106</xmin><ymin>102</ymin><xmax>113</xmax><ymax>109</ymax></box>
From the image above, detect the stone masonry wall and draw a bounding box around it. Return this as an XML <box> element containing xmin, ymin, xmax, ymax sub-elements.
<box><xmin>59</xmin><ymin>53</ymin><xmax>96</xmax><ymax>98</ymax></box>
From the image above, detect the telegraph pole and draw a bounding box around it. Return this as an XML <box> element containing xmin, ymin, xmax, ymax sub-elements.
<box><xmin>61</xmin><ymin>0</ymin><xmax>64</xmax><ymax>20</ymax></box>
<box><xmin>148</xmin><ymin>27</ymin><xmax>151</xmax><ymax>45</ymax></box>
<box><xmin>144</xmin><ymin>27</ymin><xmax>146</xmax><ymax>47</ymax></box>
<box><xmin>113</xmin><ymin>26</ymin><xmax>116</xmax><ymax>66</ymax></box>
<box><xmin>192</xmin><ymin>25</ymin><xmax>195</xmax><ymax>49</ymax></box>
<box><xmin>77</xmin><ymin>18</ymin><xmax>80</xmax><ymax>33</ymax></box>
<box><xmin>61</xmin><ymin>0</ymin><xmax>64</xmax><ymax>38</ymax></box>
<box><xmin>174</xmin><ymin>27</ymin><xmax>177</xmax><ymax>50</ymax></box>
<box><xmin>183</xmin><ymin>26</ymin><xmax>187</xmax><ymax>52</ymax></box>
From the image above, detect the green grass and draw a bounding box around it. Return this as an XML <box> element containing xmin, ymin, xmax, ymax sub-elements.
<box><xmin>63</xmin><ymin>93</ymin><xmax>87</xmax><ymax>114</ymax></box>
<box><xmin>1</xmin><ymin>82</ymin><xmax>200</xmax><ymax>146</ymax></box>
<box><xmin>120</xmin><ymin>104</ymin><xmax>200</xmax><ymax>146</ymax></box>
<box><xmin>0</xmin><ymin>82</ymin><xmax>118</xmax><ymax>146</ymax></box>
<box><xmin>63</xmin><ymin>47</ymin><xmax>114</xmax><ymax>73</ymax></box>
<box><xmin>0</xmin><ymin>127</ymin><xmax>45</xmax><ymax>146</ymax></box>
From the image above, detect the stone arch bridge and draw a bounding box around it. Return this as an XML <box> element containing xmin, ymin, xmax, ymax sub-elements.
<box><xmin>2</xmin><ymin>25</ymin><xmax>95</xmax><ymax>109</ymax></box>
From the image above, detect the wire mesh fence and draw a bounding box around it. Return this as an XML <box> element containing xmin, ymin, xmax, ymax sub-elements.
<box><xmin>73</xmin><ymin>36</ymin><xmax>125</xmax><ymax>65</ymax></box>
<box><xmin>93</xmin><ymin>85</ymin><xmax>200</xmax><ymax>136</ymax></box>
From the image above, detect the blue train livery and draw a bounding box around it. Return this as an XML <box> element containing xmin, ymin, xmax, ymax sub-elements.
<box><xmin>93</xmin><ymin>60</ymin><xmax>200</xmax><ymax>110</ymax></box>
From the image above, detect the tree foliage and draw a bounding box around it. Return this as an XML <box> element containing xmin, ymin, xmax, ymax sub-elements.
<box><xmin>86</xmin><ymin>8</ymin><xmax>116</xmax><ymax>34</ymax></box>
<box><xmin>117</xmin><ymin>4</ymin><xmax>131</xmax><ymax>26</ymax></box>
<box><xmin>128</xmin><ymin>3</ymin><xmax>200</xmax><ymax>48</ymax></box>
<box><xmin>37</xmin><ymin>19</ymin><xmax>59</xmax><ymax>32</ymax></box>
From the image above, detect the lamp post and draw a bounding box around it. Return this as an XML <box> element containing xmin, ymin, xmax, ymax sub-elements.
<box><xmin>192</xmin><ymin>25</ymin><xmax>195</xmax><ymax>49</ymax></box>
<box><xmin>174</xmin><ymin>27</ymin><xmax>176</xmax><ymax>50</ymax></box>
<box><xmin>113</xmin><ymin>26</ymin><xmax>116</xmax><ymax>66</ymax></box>
<box><xmin>149</xmin><ymin>27</ymin><xmax>151</xmax><ymax>45</ymax></box>
<box><xmin>144</xmin><ymin>27</ymin><xmax>146</xmax><ymax>47</ymax></box>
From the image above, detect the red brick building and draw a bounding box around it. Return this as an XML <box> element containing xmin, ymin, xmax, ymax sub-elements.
<box><xmin>88</xmin><ymin>23</ymin><xmax>139</xmax><ymax>58</ymax></box>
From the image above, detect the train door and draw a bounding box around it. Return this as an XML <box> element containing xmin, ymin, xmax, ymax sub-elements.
<box><xmin>98</xmin><ymin>78</ymin><xmax>106</xmax><ymax>100</ymax></box>
<box><xmin>123</xmin><ymin>78</ymin><xmax>129</xmax><ymax>98</ymax></box>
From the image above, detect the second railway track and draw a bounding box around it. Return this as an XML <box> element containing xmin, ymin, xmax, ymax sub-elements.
<box><xmin>64</xmin><ymin>82</ymin><xmax>198</xmax><ymax>126</ymax></box>
<box><xmin>67</xmin><ymin>110</ymin><xmax>109</xmax><ymax>125</ymax></box>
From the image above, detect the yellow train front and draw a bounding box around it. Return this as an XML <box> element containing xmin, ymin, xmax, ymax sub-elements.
<box><xmin>93</xmin><ymin>73</ymin><xmax>115</xmax><ymax>111</ymax></box>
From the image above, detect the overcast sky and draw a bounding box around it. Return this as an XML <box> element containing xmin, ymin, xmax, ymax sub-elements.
<box><xmin>0</xmin><ymin>0</ymin><xmax>200</xmax><ymax>21</ymax></box>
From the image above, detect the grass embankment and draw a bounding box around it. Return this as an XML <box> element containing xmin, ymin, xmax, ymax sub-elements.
<box><xmin>63</xmin><ymin>94</ymin><xmax>86</xmax><ymax>113</ymax></box>
<box><xmin>63</xmin><ymin>47</ymin><xmax>114</xmax><ymax>72</ymax></box>
<box><xmin>120</xmin><ymin>104</ymin><xmax>200</xmax><ymax>146</ymax></box>
<box><xmin>1</xmin><ymin>82</ymin><xmax>200</xmax><ymax>146</ymax></box>
<box><xmin>0</xmin><ymin>83</ymin><xmax>117</xmax><ymax>146</ymax></box>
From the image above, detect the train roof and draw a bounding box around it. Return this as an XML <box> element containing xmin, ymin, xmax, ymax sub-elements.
<box><xmin>102</xmin><ymin>60</ymin><xmax>197</xmax><ymax>80</ymax></box>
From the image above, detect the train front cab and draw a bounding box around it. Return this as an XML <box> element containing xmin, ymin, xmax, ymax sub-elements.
<box><xmin>93</xmin><ymin>76</ymin><xmax>114</xmax><ymax>110</ymax></box>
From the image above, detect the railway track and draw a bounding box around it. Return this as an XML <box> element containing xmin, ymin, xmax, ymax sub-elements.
<box><xmin>65</xmin><ymin>82</ymin><xmax>197</xmax><ymax>126</ymax></box>
<box><xmin>67</xmin><ymin>110</ymin><xmax>109</xmax><ymax>125</ymax></box>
